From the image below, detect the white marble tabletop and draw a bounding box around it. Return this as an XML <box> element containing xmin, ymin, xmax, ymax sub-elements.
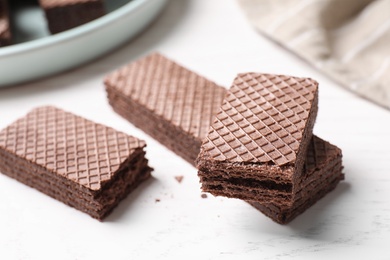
<box><xmin>1</xmin><ymin>1</ymin><xmax>390</xmax><ymax>259</ymax></box>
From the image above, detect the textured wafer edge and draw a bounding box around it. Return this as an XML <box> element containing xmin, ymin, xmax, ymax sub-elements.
<box><xmin>199</xmin><ymin>153</ymin><xmax>341</xmax><ymax>206</ymax></box>
<box><xmin>105</xmin><ymin>53</ymin><xmax>227</xmax><ymax>166</ymax></box>
<box><xmin>198</xmin><ymin>174</ymin><xmax>294</xmax><ymax>204</ymax></box>
<box><xmin>39</xmin><ymin>0</ymin><xmax>105</xmax><ymax>34</ymax></box>
<box><xmin>256</xmin><ymin>157</ymin><xmax>342</xmax><ymax>213</ymax></box>
<box><xmin>197</xmin><ymin>73</ymin><xmax>319</xmax><ymax>186</ymax></box>
<box><xmin>0</xmin><ymin>146</ymin><xmax>152</xmax><ymax>220</ymax></box>
<box><xmin>293</xmin><ymin>89</ymin><xmax>318</xmax><ymax>184</ymax></box>
<box><xmin>0</xmin><ymin>149</ymin><xmax>101</xmax><ymax>208</ymax></box>
<box><xmin>0</xmin><ymin>159</ymin><xmax>148</xmax><ymax>216</ymax></box>
<box><xmin>197</xmin><ymin>151</ymin><xmax>296</xmax><ymax>203</ymax></box>
<box><xmin>249</xmin><ymin>173</ymin><xmax>344</xmax><ymax>224</ymax></box>
<box><xmin>107</xmin><ymin>88</ymin><xmax>202</xmax><ymax>165</ymax></box>
<box><xmin>0</xmin><ymin>106</ymin><xmax>153</xmax><ymax>220</ymax></box>
<box><xmin>0</xmin><ymin>106</ymin><xmax>148</xmax><ymax>191</ymax></box>
<box><xmin>247</xmin><ymin>137</ymin><xmax>344</xmax><ymax>224</ymax></box>
<box><xmin>198</xmin><ymin>135</ymin><xmax>342</xmax><ymax>207</ymax></box>
<box><xmin>1</xmin><ymin>146</ymin><xmax>149</xmax><ymax>200</ymax></box>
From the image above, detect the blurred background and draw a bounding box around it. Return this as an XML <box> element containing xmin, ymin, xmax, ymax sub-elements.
<box><xmin>0</xmin><ymin>1</ymin><xmax>389</xmax><ymax>259</ymax></box>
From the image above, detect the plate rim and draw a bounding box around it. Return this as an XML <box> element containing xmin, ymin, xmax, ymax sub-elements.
<box><xmin>0</xmin><ymin>0</ymin><xmax>150</xmax><ymax>57</ymax></box>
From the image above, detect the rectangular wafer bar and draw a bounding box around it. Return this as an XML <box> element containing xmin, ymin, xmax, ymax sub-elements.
<box><xmin>105</xmin><ymin>54</ymin><xmax>343</xmax><ymax>223</ymax></box>
<box><xmin>0</xmin><ymin>0</ymin><xmax>11</xmax><ymax>46</ymax></box>
<box><xmin>0</xmin><ymin>106</ymin><xmax>152</xmax><ymax>220</ymax></box>
<box><xmin>196</xmin><ymin>73</ymin><xmax>319</xmax><ymax>205</ymax></box>
<box><xmin>105</xmin><ymin>52</ymin><xmax>227</xmax><ymax>166</ymax></box>
<box><xmin>39</xmin><ymin>0</ymin><xmax>105</xmax><ymax>34</ymax></box>
<box><xmin>249</xmin><ymin>136</ymin><xmax>343</xmax><ymax>224</ymax></box>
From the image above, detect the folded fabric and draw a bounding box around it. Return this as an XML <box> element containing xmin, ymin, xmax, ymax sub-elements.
<box><xmin>238</xmin><ymin>0</ymin><xmax>390</xmax><ymax>109</ymax></box>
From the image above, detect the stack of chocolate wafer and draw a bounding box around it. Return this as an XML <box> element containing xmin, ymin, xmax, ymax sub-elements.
<box><xmin>104</xmin><ymin>53</ymin><xmax>344</xmax><ymax>224</ymax></box>
<box><xmin>197</xmin><ymin>73</ymin><xmax>344</xmax><ymax>224</ymax></box>
<box><xmin>0</xmin><ymin>106</ymin><xmax>152</xmax><ymax>220</ymax></box>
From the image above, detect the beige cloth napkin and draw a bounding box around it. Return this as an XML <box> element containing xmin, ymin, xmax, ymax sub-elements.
<box><xmin>238</xmin><ymin>0</ymin><xmax>390</xmax><ymax>109</ymax></box>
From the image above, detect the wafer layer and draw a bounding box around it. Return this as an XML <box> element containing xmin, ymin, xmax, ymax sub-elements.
<box><xmin>246</xmin><ymin>136</ymin><xmax>343</xmax><ymax>223</ymax></box>
<box><xmin>0</xmin><ymin>106</ymin><xmax>152</xmax><ymax>220</ymax></box>
<box><xmin>197</xmin><ymin>73</ymin><xmax>319</xmax><ymax>203</ymax></box>
<box><xmin>39</xmin><ymin>0</ymin><xmax>105</xmax><ymax>34</ymax></box>
<box><xmin>105</xmin><ymin>52</ymin><xmax>227</xmax><ymax>166</ymax></box>
<box><xmin>105</xmin><ymin>53</ymin><xmax>343</xmax><ymax>224</ymax></box>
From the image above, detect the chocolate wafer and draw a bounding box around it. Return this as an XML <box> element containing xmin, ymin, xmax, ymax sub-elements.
<box><xmin>249</xmin><ymin>136</ymin><xmax>343</xmax><ymax>224</ymax></box>
<box><xmin>196</xmin><ymin>73</ymin><xmax>319</xmax><ymax>205</ymax></box>
<box><xmin>0</xmin><ymin>0</ymin><xmax>11</xmax><ymax>46</ymax></box>
<box><xmin>39</xmin><ymin>0</ymin><xmax>105</xmax><ymax>34</ymax></box>
<box><xmin>105</xmin><ymin>53</ymin><xmax>343</xmax><ymax>223</ymax></box>
<box><xmin>0</xmin><ymin>106</ymin><xmax>152</xmax><ymax>220</ymax></box>
<box><xmin>105</xmin><ymin>52</ymin><xmax>227</xmax><ymax>166</ymax></box>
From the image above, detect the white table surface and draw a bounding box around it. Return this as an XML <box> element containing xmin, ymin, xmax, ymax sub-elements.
<box><xmin>1</xmin><ymin>1</ymin><xmax>390</xmax><ymax>259</ymax></box>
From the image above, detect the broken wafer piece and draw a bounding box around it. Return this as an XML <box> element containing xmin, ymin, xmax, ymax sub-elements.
<box><xmin>0</xmin><ymin>106</ymin><xmax>152</xmax><ymax>220</ymax></box>
<box><xmin>0</xmin><ymin>0</ymin><xmax>11</xmax><ymax>46</ymax></box>
<box><xmin>196</xmin><ymin>73</ymin><xmax>319</xmax><ymax>205</ymax></box>
<box><xmin>249</xmin><ymin>136</ymin><xmax>343</xmax><ymax>224</ymax></box>
<box><xmin>105</xmin><ymin>52</ymin><xmax>227</xmax><ymax>166</ymax></box>
<box><xmin>39</xmin><ymin>0</ymin><xmax>105</xmax><ymax>34</ymax></box>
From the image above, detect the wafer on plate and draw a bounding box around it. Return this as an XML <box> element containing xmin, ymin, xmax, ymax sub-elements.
<box><xmin>39</xmin><ymin>0</ymin><xmax>105</xmax><ymax>34</ymax></box>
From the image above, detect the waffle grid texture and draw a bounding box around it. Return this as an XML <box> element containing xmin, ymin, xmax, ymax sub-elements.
<box><xmin>201</xmin><ymin>73</ymin><xmax>318</xmax><ymax>166</ymax></box>
<box><xmin>105</xmin><ymin>53</ymin><xmax>227</xmax><ymax>142</ymax></box>
<box><xmin>0</xmin><ymin>106</ymin><xmax>145</xmax><ymax>191</ymax></box>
